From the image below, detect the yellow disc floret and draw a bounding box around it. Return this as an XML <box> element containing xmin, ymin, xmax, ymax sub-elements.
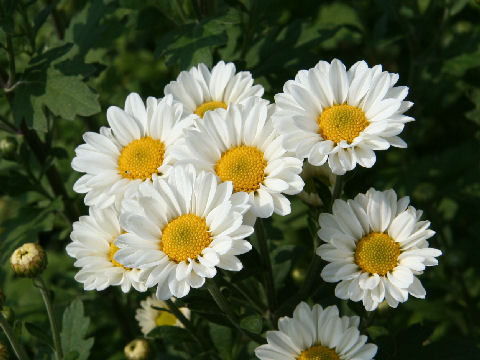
<box><xmin>118</xmin><ymin>136</ymin><xmax>165</xmax><ymax>180</ymax></box>
<box><xmin>297</xmin><ymin>344</ymin><xmax>340</xmax><ymax>360</ymax></box>
<box><xmin>317</xmin><ymin>104</ymin><xmax>369</xmax><ymax>144</ymax></box>
<box><xmin>108</xmin><ymin>242</ymin><xmax>131</xmax><ymax>270</ymax></box>
<box><xmin>155</xmin><ymin>310</ymin><xmax>178</xmax><ymax>326</ymax></box>
<box><xmin>194</xmin><ymin>101</ymin><xmax>228</xmax><ymax>118</ymax></box>
<box><xmin>354</xmin><ymin>232</ymin><xmax>400</xmax><ymax>276</ymax></box>
<box><xmin>161</xmin><ymin>214</ymin><xmax>212</xmax><ymax>263</ymax></box>
<box><xmin>215</xmin><ymin>145</ymin><xmax>266</xmax><ymax>193</ymax></box>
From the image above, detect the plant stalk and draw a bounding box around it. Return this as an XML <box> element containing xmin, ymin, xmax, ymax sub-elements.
<box><xmin>0</xmin><ymin>313</ymin><xmax>30</xmax><ymax>360</ymax></box>
<box><xmin>206</xmin><ymin>279</ymin><xmax>265</xmax><ymax>344</ymax></box>
<box><xmin>255</xmin><ymin>219</ymin><xmax>277</xmax><ymax>313</ymax></box>
<box><xmin>34</xmin><ymin>276</ymin><xmax>63</xmax><ymax>360</ymax></box>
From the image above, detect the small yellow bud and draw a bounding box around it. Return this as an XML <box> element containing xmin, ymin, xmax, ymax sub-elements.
<box><xmin>124</xmin><ymin>339</ymin><xmax>150</xmax><ymax>360</ymax></box>
<box><xmin>0</xmin><ymin>341</ymin><xmax>9</xmax><ymax>360</ymax></box>
<box><xmin>0</xmin><ymin>136</ymin><xmax>17</xmax><ymax>161</ymax></box>
<box><xmin>10</xmin><ymin>243</ymin><xmax>47</xmax><ymax>277</ymax></box>
<box><xmin>0</xmin><ymin>306</ymin><xmax>14</xmax><ymax>323</ymax></box>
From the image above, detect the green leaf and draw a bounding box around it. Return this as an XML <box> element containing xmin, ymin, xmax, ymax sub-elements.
<box><xmin>42</xmin><ymin>68</ymin><xmax>101</xmax><ymax>120</ymax></box>
<box><xmin>25</xmin><ymin>322</ymin><xmax>54</xmax><ymax>350</ymax></box>
<box><xmin>272</xmin><ymin>245</ymin><xmax>296</xmax><ymax>290</ymax></box>
<box><xmin>60</xmin><ymin>299</ymin><xmax>94</xmax><ymax>360</ymax></box>
<box><xmin>239</xmin><ymin>314</ymin><xmax>262</xmax><ymax>334</ymax></box>
<box><xmin>208</xmin><ymin>323</ymin><xmax>233</xmax><ymax>360</ymax></box>
<box><xmin>147</xmin><ymin>325</ymin><xmax>194</xmax><ymax>344</ymax></box>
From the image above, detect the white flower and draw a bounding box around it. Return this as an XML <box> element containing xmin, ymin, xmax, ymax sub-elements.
<box><xmin>255</xmin><ymin>302</ymin><xmax>377</xmax><ymax>360</ymax></box>
<box><xmin>176</xmin><ymin>97</ymin><xmax>304</xmax><ymax>218</ymax></box>
<box><xmin>71</xmin><ymin>93</ymin><xmax>194</xmax><ymax>208</ymax></box>
<box><xmin>273</xmin><ymin>59</ymin><xmax>414</xmax><ymax>175</ymax></box>
<box><xmin>114</xmin><ymin>164</ymin><xmax>254</xmax><ymax>299</ymax></box>
<box><xmin>316</xmin><ymin>188</ymin><xmax>442</xmax><ymax>311</ymax></box>
<box><xmin>66</xmin><ymin>206</ymin><xmax>146</xmax><ymax>293</ymax></box>
<box><xmin>164</xmin><ymin>61</ymin><xmax>264</xmax><ymax>119</ymax></box>
<box><xmin>135</xmin><ymin>295</ymin><xmax>190</xmax><ymax>336</ymax></box>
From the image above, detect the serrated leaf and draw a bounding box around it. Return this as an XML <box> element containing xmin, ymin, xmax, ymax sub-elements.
<box><xmin>239</xmin><ymin>314</ymin><xmax>262</xmax><ymax>334</ymax></box>
<box><xmin>208</xmin><ymin>323</ymin><xmax>232</xmax><ymax>360</ymax></box>
<box><xmin>41</xmin><ymin>68</ymin><xmax>100</xmax><ymax>120</ymax></box>
<box><xmin>60</xmin><ymin>299</ymin><xmax>94</xmax><ymax>360</ymax></box>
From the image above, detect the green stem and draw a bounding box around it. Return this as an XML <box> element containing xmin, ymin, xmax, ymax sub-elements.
<box><xmin>5</xmin><ymin>34</ymin><xmax>15</xmax><ymax>88</ymax></box>
<box><xmin>330</xmin><ymin>175</ymin><xmax>344</xmax><ymax>211</ymax></box>
<box><xmin>34</xmin><ymin>277</ymin><xmax>63</xmax><ymax>360</ymax></box>
<box><xmin>0</xmin><ymin>313</ymin><xmax>30</xmax><ymax>360</ymax></box>
<box><xmin>205</xmin><ymin>279</ymin><xmax>265</xmax><ymax>344</ymax></box>
<box><xmin>255</xmin><ymin>219</ymin><xmax>277</xmax><ymax>313</ymax></box>
<box><xmin>165</xmin><ymin>300</ymin><xmax>196</xmax><ymax>338</ymax></box>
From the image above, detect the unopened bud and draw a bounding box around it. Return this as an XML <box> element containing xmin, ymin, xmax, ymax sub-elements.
<box><xmin>124</xmin><ymin>339</ymin><xmax>150</xmax><ymax>360</ymax></box>
<box><xmin>0</xmin><ymin>306</ymin><xmax>14</xmax><ymax>323</ymax></box>
<box><xmin>0</xmin><ymin>341</ymin><xmax>9</xmax><ymax>360</ymax></box>
<box><xmin>10</xmin><ymin>243</ymin><xmax>47</xmax><ymax>277</ymax></box>
<box><xmin>0</xmin><ymin>136</ymin><xmax>17</xmax><ymax>161</ymax></box>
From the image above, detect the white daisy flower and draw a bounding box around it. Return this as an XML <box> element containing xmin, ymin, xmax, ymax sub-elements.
<box><xmin>316</xmin><ymin>188</ymin><xmax>442</xmax><ymax>311</ymax></box>
<box><xmin>66</xmin><ymin>206</ymin><xmax>146</xmax><ymax>293</ymax></box>
<box><xmin>114</xmin><ymin>164</ymin><xmax>254</xmax><ymax>299</ymax></box>
<box><xmin>135</xmin><ymin>295</ymin><xmax>190</xmax><ymax>336</ymax></box>
<box><xmin>71</xmin><ymin>93</ymin><xmax>194</xmax><ymax>208</ymax></box>
<box><xmin>255</xmin><ymin>301</ymin><xmax>377</xmax><ymax>360</ymax></box>
<box><xmin>273</xmin><ymin>58</ymin><xmax>414</xmax><ymax>175</ymax></box>
<box><xmin>164</xmin><ymin>61</ymin><xmax>264</xmax><ymax>119</ymax></box>
<box><xmin>176</xmin><ymin>97</ymin><xmax>304</xmax><ymax>218</ymax></box>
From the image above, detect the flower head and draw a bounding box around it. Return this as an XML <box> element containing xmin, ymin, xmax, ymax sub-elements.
<box><xmin>177</xmin><ymin>97</ymin><xmax>304</xmax><ymax>218</ymax></box>
<box><xmin>255</xmin><ymin>302</ymin><xmax>377</xmax><ymax>360</ymax></box>
<box><xmin>115</xmin><ymin>164</ymin><xmax>254</xmax><ymax>299</ymax></box>
<box><xmin>316</xmin><ymin>188</ymin><xmax>442</xmax><ymax>310</ymax></box>
<box><xmin>10</xmin><ymin>243</ymin><xmax>47</xmax><ymax>277</ymax></box>
<box><xmin>164</xmin><ymin>61</ymin><xmax>264</xmax><ymax>120</ymax></box>
<box><xmin>71</xmin><ymin>93</ymin><xmax>194</xmax><ymax>208</ymax></box>
<box><xmin>124</xmin><ymin>339</ymin><xmax>149</xmax><ymax>360</ymax></box>
<box><xmin>66</xmin><ymin>206</ymin><xmax>147</xmax><ymax>293</ymax></box>
<box><xmin>135</xmin><ymin>295</ymin><xmax>190</xmax><ymax>336</ymax></box>
<box><xmin>273</xmin><ymin>59</ymin><xmax>413</xmax><ymax>175</ymax></box>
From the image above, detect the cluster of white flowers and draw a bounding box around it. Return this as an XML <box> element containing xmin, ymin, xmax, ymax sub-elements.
<box><xmin>66</xmin><ymin>59</ymin><xmax>441</xmax><ymax>358</ymax></box>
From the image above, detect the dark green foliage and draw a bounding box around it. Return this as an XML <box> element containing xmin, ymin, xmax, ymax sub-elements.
<box><xmin>0</xmin><ymin>0</ymin><xmax>479</xmax><ymax>359</ymax></box>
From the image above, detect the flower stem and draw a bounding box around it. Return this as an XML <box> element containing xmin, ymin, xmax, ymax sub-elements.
<box><xmin>0</xmin><ymin>313</ymin><xmax>30</xmax><ymax>360</ymax></box>
<box><xmin>330</xmin><ymin>174</ymin><xmax>344</xmax><ymax>211</ymax></box>
<box><xmin>255</xmin><ymin>219</ymin><xmax>277</xmax><ymax>314</ymax></box>
<box><xmin>34</xmin><ymin>277</ymin><xmax>63</xmax><ymax>360</ymax></box>
<box><xmin>206</xmin><ymin>279</ymin><xmax>265</xmax><ymax>344</ymax></box>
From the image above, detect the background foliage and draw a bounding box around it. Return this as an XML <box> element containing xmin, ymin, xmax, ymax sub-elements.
<box><xmin>0</xmin><ymin>0</ymin><xmax>479</xmax><ymax>359</ymax></box>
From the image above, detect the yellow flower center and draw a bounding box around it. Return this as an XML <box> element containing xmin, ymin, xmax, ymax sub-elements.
<box><xmin>354</xmin><ymin>232</ymin><xmax>400</xmax><ymax>276</ymax></box>
<box><xmin>215</xmin><ymin>145</ymin><xmax>266</xmax><ymax>193</ymax></box>
<box><xmin>194</xmin><ymin>101</ymin><xmax>228</xmax><ymax>118</ymax></box>
<box><xmin>317</xmin><ymin>104</ymin><xmax>369</xmax><ymax>144</ymax></box>
<box><xmin>160</xmin><ymin>214</ymin><xmax>212</xmax><ymax>263</ymax></box>
<box><xmin>155</xmin><ymin>310</ymin><xmax>178</xmax><ymax>326</ymax></box>
<box><xmin>118</xmin><ymin>136</ymin><xmax>165</xmax><ymax>180</ymax></box>
<box><xmin>108</xmin><ymin>242</ymin><xmax>131</xmax><ymax>270</ymax></box>
<box><xmin>297</xmin><ymin>344</ymin><xmax>340</xmax><ymax>360</ymax></box>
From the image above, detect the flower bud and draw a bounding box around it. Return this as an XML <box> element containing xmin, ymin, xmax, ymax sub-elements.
<box><xmin>0</xmin><ymin>306</ymin><xmax>14</xmax><ymax>323</ymax></box>
<box><xmin>10</xmin><ymin>243</ymin><xmax>47</xmax><ymax>277</ymax></box>
<box><xmin>0</xmin><ymin>136</ymin><xmax>17</xmax><ymax>161</ymax></box>
<box><xmin>124</xmin><ymin>339</ymin><xmax>150</xmax><ymax>360</ymax></box>
<box><xmin>0</xmin><ymin>341</ymin><xmax>9</xmax><ymax>360</ymax></box>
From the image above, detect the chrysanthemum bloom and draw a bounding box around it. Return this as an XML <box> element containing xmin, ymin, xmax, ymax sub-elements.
<box><xmin>66</xmin><ymin>206</ymin><xmax>147</xmax><ymax>293</ymax></box>
<box><xmin>114</xmin><ymin>164</ymin><xmax>254</xmax><ymax>299</ymax></box>
<box><xmin>177</xmin><ymin>97</ymin><xmax>304</xmax><ymax>218</ymax></box>
<box><xmin>135</xmin><ymin>295</ymin><xmax>190</xmax><ymax>336</ymax></box>
<box><xmin>71</xmin><ymin>93</ymin><xmax>195</xmax><ymax>208</ymax></box>
<box><xmin>10</xmin><ymin>243</ymin><xmax>47</xmax><ymax>277</ymax></box>
<box><xmin>255</xmin><ymin>302</ymin><xmax>377</xmax><ymax>360</ymax></box>
<box><xmin>316</xmin><ymin>188</ymin><xmax>442</xmax><ymax>311</ymax></box>
<box><xmin>273</xmin><ymin>59</ymin><xmax>413</xmax><ymax>175</ymax></box>
<box><xmin>164</xmin><ymin>61</ymin><xmax>264</xmax><ymax>120</ymax></box>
